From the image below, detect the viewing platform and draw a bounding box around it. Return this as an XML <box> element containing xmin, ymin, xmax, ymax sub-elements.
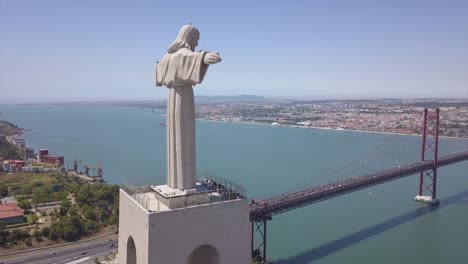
<box><xmin>121</xmin><ymin>176</ymin><xmax>246</xmax><ymax>213</ymax></box>
<box><xmin>118</xmin><ymin>175</ymin><xmax>251</xmax><ymax>264</ymax></box>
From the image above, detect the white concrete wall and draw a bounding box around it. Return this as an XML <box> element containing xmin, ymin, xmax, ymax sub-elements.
<box><xmin>118</xmin><ymin>189</ymin><xmax>150</xmax><ymax>264</ymax></box>
<box><xmin>147</xmin><ymin>199</ymin><xmax>251</xmax><ymax>264</ymax></box>
<box><xmin>118</xmin><ymin>189</ymin><xmax>251</xmax><ymax>264</ymax></box>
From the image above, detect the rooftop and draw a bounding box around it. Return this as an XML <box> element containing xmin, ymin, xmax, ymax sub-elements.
<box><xmin>150</xmin><ymin>182</ymin><xmax>213</xmax><ymax>198</ymax></box>
<box><xmin>43</xmin><ymin>155</ymin><xmax>63</xmax><ymax>158</ymax></box>
<box><xmin>0</xmin><ymin>203</ymin><xmax>24</xmax><ymax>219</ymax></box>
<box><xmin>122</xmin><ymin>177</ymin><xmax>246</xmax><ymax>213</ymax></box>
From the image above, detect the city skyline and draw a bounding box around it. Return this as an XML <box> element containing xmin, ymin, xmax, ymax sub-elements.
<box><xmin>1</xmin><ymin>0</ymin><xmax>468</xmax><ymax>102</ymax></box>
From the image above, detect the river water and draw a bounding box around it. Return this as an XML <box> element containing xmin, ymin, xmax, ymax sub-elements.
<box><xmin>1</xmin><ymin>104</ymin><xmax>467</xmax><ymax>263</ymax></box>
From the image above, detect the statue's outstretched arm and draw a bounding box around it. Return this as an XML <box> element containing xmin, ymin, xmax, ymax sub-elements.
<box><xmin>203</xmin><ymin>52</ymin><xmax>222</xmax><ymax>65</ymax></box>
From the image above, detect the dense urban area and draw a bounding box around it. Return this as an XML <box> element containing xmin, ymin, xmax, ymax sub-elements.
<box><xmin>52</xmin><ymin>97</ymin><xmax>468</xmax><ymax>138</ymax></box>
<box><xmin>193</xmin><ymin>98</ymin><xmax>468</xmax><ymax>138</ymax></box>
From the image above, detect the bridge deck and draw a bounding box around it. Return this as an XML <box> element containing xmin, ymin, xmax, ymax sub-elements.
<box><xmin>250</xmin><ymin>151</ymin><xmax>468</xmax><ymax>222</ymax></box>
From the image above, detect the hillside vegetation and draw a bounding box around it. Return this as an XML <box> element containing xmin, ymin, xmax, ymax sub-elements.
<box><xmin>0</xmin><ymin>173</ymin><xmax>119</xmax><ymax>249</ymax></box>
<box><xmin>0</xmin><ymin>136</ymin><xmax>22</xmax><ymax>160</ymax></box>
<box><xmin>0</xmin><ymin>121</ymin><xmax>22</xmax><ymax>136</ymax></box>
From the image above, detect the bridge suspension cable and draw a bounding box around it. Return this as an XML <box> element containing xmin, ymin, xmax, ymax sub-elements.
<box><xmin>255</xmin><ymin>135</ymin><xmax>403</xmax><ymax>199</ymax></box>
<box><xmin>254</xmin><ymin>131</ymin><xmax>465</xmax><ymax>201</ymax></box>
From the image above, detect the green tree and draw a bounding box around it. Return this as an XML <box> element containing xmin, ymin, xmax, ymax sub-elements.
<box><xmin>0</xmin><ymin>234</ymin><xmax>6</xmax><ymax>246</ymax></box>
<box><xmin>0</xmin><ymin>220</ymin><xmax>6</xmax><ymax>232</ymax></box>
<box><xmin>63</xmin><ymin>225</ymin><xmax>79</xmax><ymax>241</ymax></box>
<box><xmin>0</xmin><ymin>137</ymin><xmax>22</xmax><ymax>159</ymax></box>
<box><xmin>18</xmin><ymin>199</ymin><xmax>32</xmax><ymax>210</ymax></box>
<box><xmin>82</xmin><ymin>220</ymin><xmax>99</xmax><ymax>234</ymax></box>
<box><xmin>40</xmin><ymin>227</ymin><xmax>50</xmax><ymax>237</ymax></box>
<box><xmin>9</xmin><ymin>229</ymin><xmax>30</xmax><ymax>242</ymax></box>
<box><xmin>97</xmin><ymin>208</ymin><xmax>109</xmax><ymax>222</ymax></box>
<box><xmin>61</xmin><ymin>198</ymin><xmax>72</xmax><ymax>209</ymax></box>
<box><xmin>33</xmin><ymin>229</ymin><xmax>42</xmax><ymax>242</ymax></box>
<box><xmin>0</xmin><ymin>185</ymin><xmax>8</xmax><ymax>197</ymax></box>
<box><xmin>21</xmin><ymin>185</ymin><xmax>33</xmax><ymax>195</ymax></box>
<box><xmin>25</xmin><ymin>237</ymin><xmax>32</xmax><ymax>246</ymax></box>
<box><xmin>68</xmin><ymin>206</ymin><xmax>78</xmax><ymax>216</ymax></box>
<box><xmin>83</xmin><ymin>208</ymin><xmax>96</xmax><ymax>221</ymax></box>
<box><xmin>27</xmin><ymin>214</ymin><xmax>38</xmax><ymax>225</ymax></box>
<box><xmin>70</xmin><ymin>216</ymin><xmax>85</xmax><ymax>235</ymax></box>
<box><xmin>48</xmin><ymin>227</ymin><xmax>59</xmax><ymax>240</ymax></box>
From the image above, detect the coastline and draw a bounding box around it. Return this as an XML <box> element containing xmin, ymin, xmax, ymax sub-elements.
<box><xmin>12</xmin><ymin>128</ymin><xmax>30</xmax><ymax>137</ymax></box>
<box><xmin>4</xmin><ymin>104</ymin><xmax>466</xmax><ymax>140</ymax></box>
<box><xmin>197</xmin><ymin>118</ymin><xmax>468</xmax><ymax>140</ymax></box>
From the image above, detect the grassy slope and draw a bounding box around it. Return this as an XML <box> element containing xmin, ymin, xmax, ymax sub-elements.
<box><xmin>0</xmin><ymin>173</ymin><xmax>58</xmax><ymax>189</ymax></box>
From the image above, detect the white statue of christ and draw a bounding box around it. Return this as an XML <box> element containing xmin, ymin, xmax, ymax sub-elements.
<box><xmin>155</xmin><ymin>25</ymin><xmax>221</xmax><ymax>190</ymax></box>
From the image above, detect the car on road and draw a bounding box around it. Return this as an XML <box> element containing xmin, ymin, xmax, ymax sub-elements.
<box><xmin>49</xmin><ymin>251</ymin><xmax>56</xmax><ymax>255</ymax></box>
<box><xmin>82</xmin><ymin>252</ymin><xmax>87</xmax><ymax>255</ymax></box>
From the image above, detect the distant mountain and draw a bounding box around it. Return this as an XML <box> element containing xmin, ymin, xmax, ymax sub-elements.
<box><xmin>32</xmin><ymin>95</ymin><xmax>274</xmax><ymax>106</ymax></box>
<box><xmin>46</xmin><ymin>100</ymin><xmax>166</xmax><ymax>109</ymax></box>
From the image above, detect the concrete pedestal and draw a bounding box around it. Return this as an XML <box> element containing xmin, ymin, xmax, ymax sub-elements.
<box><xmin>414</xmin><ymin>195</ymin><xmax>440</xmax><ymax>205</ymax></box>
<box><xmin>118</xmin><ymin>189</ymin><xmax>251</xmax><ymax>264</ymax></box>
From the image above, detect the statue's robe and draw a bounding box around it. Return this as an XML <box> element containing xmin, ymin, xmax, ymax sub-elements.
<box><xmin>156</xmin><ymin>48</ymin><xmax>208</xmax><ymax>190</ymax></box>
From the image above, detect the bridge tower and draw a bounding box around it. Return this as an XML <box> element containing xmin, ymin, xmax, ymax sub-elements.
<box><xmin>250</xmin><ymin>200</ymin><xmax>272</xmax><ymax>263</ymax></box>
<box><xmin>415</xmin><ymin>108</ymin><xmax>440</xmax><ymax>205</ymax></box>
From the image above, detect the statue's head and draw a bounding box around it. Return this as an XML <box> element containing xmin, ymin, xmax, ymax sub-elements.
<box><xmin>167</xmin><ymin>24</ymin><xmax>200</xmax><ymax>54</ymax></box>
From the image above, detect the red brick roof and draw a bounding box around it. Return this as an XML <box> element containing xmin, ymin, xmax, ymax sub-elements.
<box><xmin>0</xmin><ymin>203</ymin><xmax>24</xmax><ymax>219</ymax></box>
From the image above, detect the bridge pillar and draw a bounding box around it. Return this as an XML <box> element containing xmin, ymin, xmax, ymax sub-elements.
<box><xmin>251</xmin><ymin>200</ymin><xmax>271</xmax><ymax>263</ymax></box>
<box><xmin>251</xmin><ymin>220</ymin><xmax>268</xmax><ymax>263</ymax></box>
<box><xmin>415</xmin><ymin>108</ymin><xmax>440</xmax><ymax>205</ymax></box>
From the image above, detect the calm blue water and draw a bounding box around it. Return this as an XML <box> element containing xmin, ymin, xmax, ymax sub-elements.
<box><xmin>1</xmin><ymin>104</ymin><xmax>467</xmax><ymax>263</ymax></box>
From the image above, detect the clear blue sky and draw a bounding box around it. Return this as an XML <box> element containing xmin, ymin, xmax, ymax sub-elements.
<box><xmin>1</xmin><ymin>0</ymin><xmax>467</xmax><ymax>102</ymax></box>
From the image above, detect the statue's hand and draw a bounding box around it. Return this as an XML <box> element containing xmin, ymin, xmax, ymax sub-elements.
<box><xmin>203</xmin><ymin>52</ymin><xmax>222</xmax><ymax>64</ymax></box>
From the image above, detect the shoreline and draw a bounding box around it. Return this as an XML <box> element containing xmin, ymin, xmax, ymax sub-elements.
<box><xmin>11</xmin><ymin>128</ymin><xmax>29</xmax><ymax>137</ymax></box>
<box><xmin>197</xmin><ymin>118</ymin><xmax>468</xmax><ymax>140</ymax></box>
<box><xmin>4</xmin><ymin>105</ymin><xmax>466</xmax><ymax>140</ymax></box>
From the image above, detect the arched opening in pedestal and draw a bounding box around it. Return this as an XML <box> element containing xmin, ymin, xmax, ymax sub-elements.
<box><xmin>187</xmin><ymin>244</ymin><xmax>220</xmax><ymax>264</ymax></box>
<box><xmin>127</xmin><ymin>236</ymin><xmax>137</xmax><ymax>264</ymax></box>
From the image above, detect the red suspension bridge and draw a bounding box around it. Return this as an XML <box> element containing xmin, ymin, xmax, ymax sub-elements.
<box><xmin>248</xmin><ymin>108</ymin><xmax>468</xmax><ymax>263</ymax></box>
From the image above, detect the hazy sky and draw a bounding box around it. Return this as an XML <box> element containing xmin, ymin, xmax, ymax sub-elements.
<box><xmin>1</xmin><ymin>0</ymin><xmax>467</xmax><ymax>102</ymax></box>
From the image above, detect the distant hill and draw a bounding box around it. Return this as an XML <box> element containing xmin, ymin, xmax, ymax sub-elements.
<box><xmin>42</xmin><ymin>95</ymin><xmax>277</xmax><ymax>107</ymax></box>
<box><xmin>48</xmin><ymin>100</ymin><xmax>166</xmax><ymax>109</ymax></box>
<box><xmin>195</xmin><ymin>95</ymin><xmax>271</xmax><ymax>103</ymax></box>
